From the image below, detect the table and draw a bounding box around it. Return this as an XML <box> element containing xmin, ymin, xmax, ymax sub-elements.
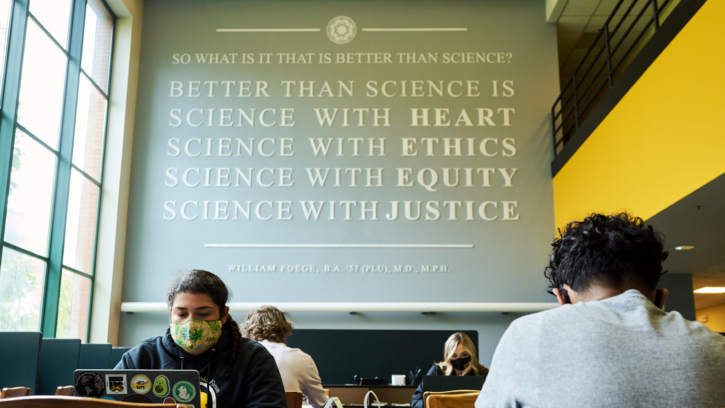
<box><xmin>324</xmin><ymin>385</ymin><xmax>416</xmax><ymax>407</ymax></box>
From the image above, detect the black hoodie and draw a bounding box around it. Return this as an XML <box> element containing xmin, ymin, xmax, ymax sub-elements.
<box><xmin>115</xmin><ymin>322</ymin><xmax>288</xmax><ymax>408</ymax></box>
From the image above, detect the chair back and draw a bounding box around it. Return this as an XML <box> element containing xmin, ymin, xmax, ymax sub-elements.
<box><xmin>54</xmin><ymin>387</ymin><xmax>74</xmax><ymax>396</ymax></box>
<box><xmin>423</xmin><ymin>390</ymin><xmax>480</xmax><ymax>408</ymax></box>
<box><xmin>0</xmin><ymin>388</ymin><xmax>30</xmax><ymax>399</ymax></box>
<box><xmin>110</xmin><ymin>348</ymin><xmax>130</xmax><ymax>369</ymax></box>
<box><xmin>0</xmin><ymin>332</ymin><xmax>42</xmax><ymax>395</ymax></box>
<box><xmin>0</xmin><ymin>396</ymin><xmax>193</xmax><ymax>407</ymax></box>
<box><xmin>38</xmin><ymin>339</ymin><xmax>81</xmax><ymax>395</ymax></box>
<box><xmin>285</xmin><ymin>391</ymin><xmax>303</xmax><ymax>408</ymax></box>
<box><xmin>79</xmin><ymin>344</ymin><xmax>112</xmax><ymax>369</ymax></box>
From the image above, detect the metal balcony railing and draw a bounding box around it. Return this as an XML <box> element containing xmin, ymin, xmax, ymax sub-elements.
<box><xmin>551</xmin><ymin>0</ymin><xmax>676</xmax><ymax>155</ymax></box>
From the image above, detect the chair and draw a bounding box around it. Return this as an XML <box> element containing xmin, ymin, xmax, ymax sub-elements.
<box><xmin>53</xmin><ymin>387</ymin><xmax>74</xmax><ymax>396</ymax></box>
<box><xmin>423</xmin><ymin>390</ymin><xmax>480</xmax><ymax>408</ymax></box>
<box><xmin>110</xmin><ymin>348</ymin><xmax>131</xmax><ymax>368</ymax></box>
<box><xmin>0</xmin><ymin>332</ymin><xmax>42</xmax><ymax>395</ymax></box>
<box><xmin>0</xmin><ymin>396</ymin><xmax>193</xmax><ymax>407</ymax></box>
<box><xmin>286</xmin><ymin>391</ymin><xmax>304</xmax><ymax>408</ymax></box>
<box><xmin>323</xmin><ymin>388</ymin><xmax>330</xmax><ymax>397</ymax></box>
<box><xmin>79</xmin><ymin>344</ymin><xmax>112</xmax><ymax>369</ymax></box>
<box><xmin>38</xmin><ymin>339</ymin><xmax>81</xmax><ymax>395</ymax></box>
<box><xmin>0</xmin><ymin>388</ymin><xmax>30</xmax><ymax>399</ymax></box>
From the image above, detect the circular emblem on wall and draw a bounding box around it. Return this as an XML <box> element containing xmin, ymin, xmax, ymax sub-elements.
<box><xmin>327</xmin><ymin>16</ymin><xmax>357</xmax><ymax>44</ymax></box>
<box><xmin>172</xmin><ymin>380</ymin><xmax>196</xmax><ymax>403</ymax></box>
<box><xmin>130</xmin><ymin>375</ymin><xmax>151</xmax><ymax>395</ymax></box>
<box><xmin>75</xmin><ymin>372</ymin><xmax>105</xmax><ymax>398</ymax></box>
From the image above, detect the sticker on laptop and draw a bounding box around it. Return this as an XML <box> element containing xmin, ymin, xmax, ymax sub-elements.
<box><xmin>130</xmin><ymin>374</ymin><xmax>151</xmax><ymax>394</ymax></box>
<box><xmin>172</xmin><ymin>380</ymin><xmax>196</xmax><ymax>403</ymax></box>
<box><xmin>106</xmin><ymin>374</ymin><xmax>127</xmax><ymax>394</ymax></box>
<box><xmin>153</xmin><ymin>375</ymin><xmax>170</xmax><ymax>397</ymax></box>
<box><xmin>164</xmin><ymin>397</ymin><xmax>177</xmax><ymax>404</ymax></box>
<box><xmin>75</xmin><ymin>372</ymin><xmax>105</xmax><ymax>398</ymax></box>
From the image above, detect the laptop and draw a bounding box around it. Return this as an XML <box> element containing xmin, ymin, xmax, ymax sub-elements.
<box><xmin>420</xmin><ymin>375</ymin><xmax>487</xmax><ymax>393</ymax></box>
<box><xmin>73</xmin><ymin>369</ymin><xmax>202</xmax><ymax>407</ymax></box>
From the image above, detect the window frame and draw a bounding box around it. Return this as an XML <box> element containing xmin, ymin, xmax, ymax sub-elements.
<box><xmin>0</xmin><ymin>0</ymin><xmax>116</xmax><ymax>342</ymax></box>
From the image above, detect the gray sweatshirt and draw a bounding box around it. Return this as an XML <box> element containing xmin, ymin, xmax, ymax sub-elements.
<box><xmin>476</xmin><ymin>290</ymin><xmax>725</xmax><ymax>408</ymax></box>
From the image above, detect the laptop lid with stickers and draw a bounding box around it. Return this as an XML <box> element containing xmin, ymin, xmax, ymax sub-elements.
<box><xmin>73</xmin><ymin>369</ymin><xmax>202</xmax><ymax>407</ymax></box>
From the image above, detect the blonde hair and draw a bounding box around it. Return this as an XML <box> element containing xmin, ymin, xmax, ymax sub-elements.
<box><xmin>435</xmin><ymin>332</ymin><xmax>488</xmax><ymax>376</ymax></box>
<box><xmin>241</xmin><ymin>305</ymin><xmax>293</xmax><ymax>343</ymax></box>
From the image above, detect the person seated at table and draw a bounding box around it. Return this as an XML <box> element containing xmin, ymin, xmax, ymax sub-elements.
<box><xmin>243</xmin><ymin>306</ymin><xmax>329</xmax><ymax>408</ymax></box>
<box><xmin>115</xmin><ymin>269</ymin><xmax>288</xmax><ymax>408</ymax></box>
<box><xmin>412</xmin><ymin>332</ymin><xmax>488</xmax><ymax>408</ymax></box>
<box><xmin>476</xmin><ymin>213</ymin><xmax>725</xmax><ymax>407</ymax></box>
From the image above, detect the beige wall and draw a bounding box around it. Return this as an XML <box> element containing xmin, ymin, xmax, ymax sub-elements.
<box><xmin>89</xmin><ymin>0</ymin><xmax>144</xmax><ymax>345</ymax></box>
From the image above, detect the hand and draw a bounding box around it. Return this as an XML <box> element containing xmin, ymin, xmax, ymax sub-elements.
<box><xmin>654</xmin><ymin>288</ymin><xmax>669</xmax><ymax>309</ymax></box>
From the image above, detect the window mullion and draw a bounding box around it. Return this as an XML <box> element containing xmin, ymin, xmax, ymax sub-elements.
<box><xmin>0</xmin><ymin>0</ymin><xmax>29</xmax><ymax>272</ymax></box>
<box><xmin>71</xmin><ymin>163</ymin><xmax>101</xmax><ymax>187</ymax></box>
<box><xmin>2</xmin><ymin>241</ymin><xmax>49</xmax><ymax>262</ymax></box>
<box><xmin>16</xmin><ymin>123</ymin><xmax>61</xmax><ymax>155</ymax></box>
<box><xmin>41</xmin><ymin>0</ymin><xmax>86</xmax><ymax>338</ymax></box>
<box><xmin>27</xmin><ymin>13</ymin><xmax>70</xmax><ymax>59</ymax></box>
<box><xmin>62</xmin><ymin>265</ymin><xmax>93</xmax><ymax>279</ymax></box>
<box><xmin>80</xmin><ymin>69</ymin><xmax>108</xmax><ymax>99</ymax></box>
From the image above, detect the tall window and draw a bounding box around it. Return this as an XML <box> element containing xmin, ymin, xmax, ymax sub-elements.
<box><xmin>0</xmin><ymin>0</ymin><xmax>115</xmax><ymax>342</ymax></box>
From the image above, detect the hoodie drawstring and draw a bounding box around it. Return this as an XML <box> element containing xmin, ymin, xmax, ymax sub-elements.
<box><xmin>208</xmin><ymin>349</ymin><xmax>216</xmax><ymax>381</ymax></box>
<box><xmin>179</xmin><ymin>350</ymin><xmax>215</xmax><ymax>381</ymax></box>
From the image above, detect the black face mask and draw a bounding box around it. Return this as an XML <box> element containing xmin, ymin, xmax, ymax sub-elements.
<box><xmin>450</xmin><ymin>356</ymin><xmax>471</xmax><ymax>371</ymax></box>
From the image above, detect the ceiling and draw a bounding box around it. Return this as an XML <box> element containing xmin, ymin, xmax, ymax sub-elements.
<box><xmin>556</xmin><ymin>0</ymin><xmax>655</xmax><ymax>93</ymax></box>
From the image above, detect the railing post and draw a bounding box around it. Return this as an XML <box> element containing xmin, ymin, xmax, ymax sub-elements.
<box><xmin>604</xmin><ymin>25</ymin><xmax>614</xmax><ymax>89</ymax></box>
<box><xmin>551</xmin><ymin>105</ymin><xmax>558</xmax><ymax>155</ymax></box>
<box><xmin>652</xmin><ymin>0</ymin><xmax>660</xmax><ymax>31</ymax></box>
<box><xmin>572</xmin><ymin>76</ymin><xmax>580</xmax><ymax>130</ymax></box>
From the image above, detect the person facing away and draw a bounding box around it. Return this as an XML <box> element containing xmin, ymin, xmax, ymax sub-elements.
<box><xmin>412</xmin><ymin>332</ymin><xmax>488</xmax><ymax>408</ymax></box>
<box><xmin>476</xmin><ymin>213</ymin><xmax>725</xmax><ymax>408</ymax></box>
<box><xmin>115</xmin><ymin>269</ymin><xmax>288</xmax><ymax>408</ymax></box>
<box><xmin>242</xmin><ymin>306</ymin><xmax>329</xmax><ymax>408</ymax></box>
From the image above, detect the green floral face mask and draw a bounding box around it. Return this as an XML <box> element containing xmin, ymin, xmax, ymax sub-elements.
<box><xmin>170</xmin><ymin>318</ymin><xmax>222</xmax><ymax>354</ymax></box>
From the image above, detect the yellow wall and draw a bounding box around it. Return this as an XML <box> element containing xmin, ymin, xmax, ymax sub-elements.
<box><xmin>696</xmin><ymin>303</ymin><xmax>725</xmax><ymax>333</ymax></box>
<box><xmin>553</xmin><ymin>0</ymin><xmax>725</xmax><ymax>228</ymax></box>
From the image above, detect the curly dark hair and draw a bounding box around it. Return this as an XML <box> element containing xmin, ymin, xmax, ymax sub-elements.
<box><xmin>544</xmin><ymin>213</ymin><xmax>668</xmax><ymax>295</ymax></box>
<box><xmin>241</xmin><ymin>305</ymin><xmax>293</xmax><ymax>343</ymax></box>
<box><xmin>167</xmin><ymin>269</ymin><xmax>242</xmax><ymax>379</ymax></box>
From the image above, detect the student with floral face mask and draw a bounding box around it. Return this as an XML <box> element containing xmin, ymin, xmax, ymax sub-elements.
<box><xmin>115</xmin><ymin>270</ymin><xmax>288</xmax><ymax>408</ymax></box>
<box><xmin>411</xmin><ymin>333</ymin><xmax>488</xmax><ymax>408</ymax></box>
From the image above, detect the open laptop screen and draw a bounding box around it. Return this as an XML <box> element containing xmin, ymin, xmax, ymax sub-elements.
<box><xmin>420</xmin><ymin>375</ymin><xmax>486</xmax><ymax>393</ymax></box>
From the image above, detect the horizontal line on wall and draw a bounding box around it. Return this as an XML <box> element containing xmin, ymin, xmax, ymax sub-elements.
<box><xmin>361</xmin><ymin>28</ymin><xmax>467</xmax><ymax>32</ymax></box>
<box><xmin>121</xmin><ymin>302</ymin><xmax>559</xmax><ymax>313</ymax></box>
<box><xmin>205</xmin><ymin>244</ymin><xmax>474</xmax><ymax>248</ymax></box>
<box><xmin>216</xmin><ymin>28</ymin><xmax>321</xmax><ymax>32</ymax></box>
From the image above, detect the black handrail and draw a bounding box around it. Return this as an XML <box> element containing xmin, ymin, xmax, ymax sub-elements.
<box><xmin>551</xmin><ymin>0</ymin><xmax>673</xmax><ymax>155</ymax></box>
